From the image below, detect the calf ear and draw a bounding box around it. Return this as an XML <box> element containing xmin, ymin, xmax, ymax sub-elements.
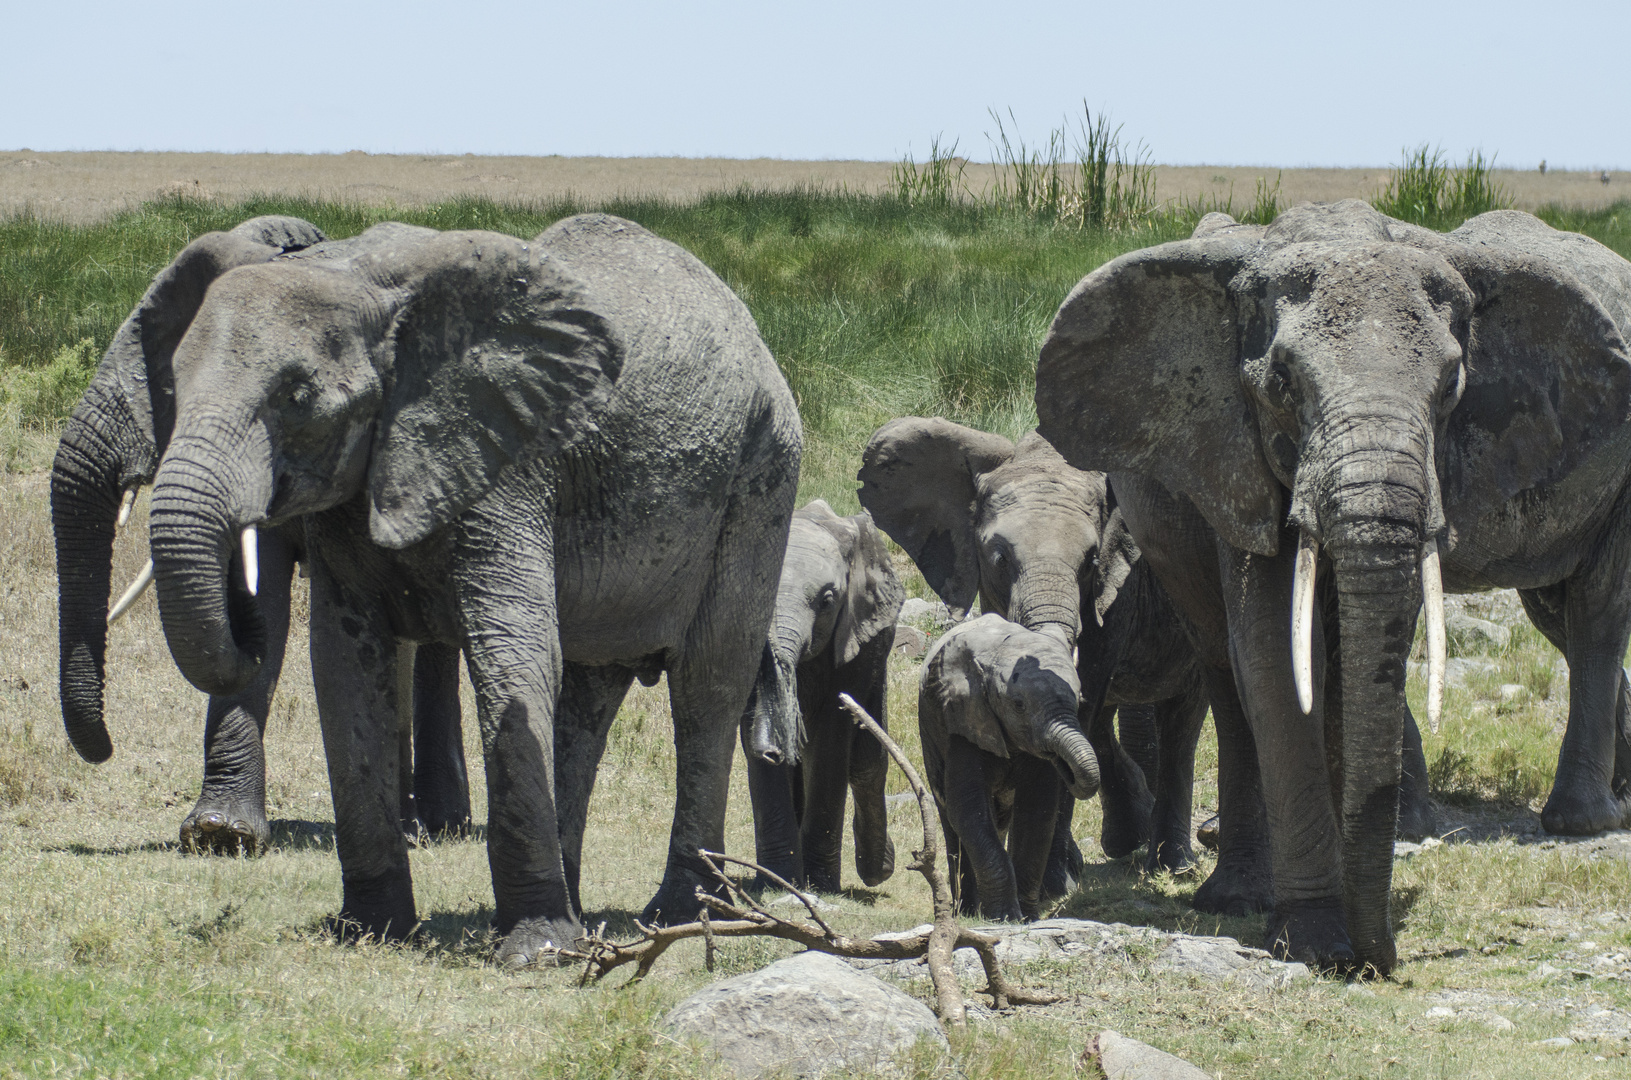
<box><xmin>1036</xmin><ymin>236</ymin><xmax>1279</xmax><ymax>556</ymax></box>
<box><xmin>925</xmin><ymin>628</ymin><xmax>1008</xmax><ymax>759</ymax></box>
<box><xmin>826</xmin><ymin>510</ymin><xmax>907</xmax><ymax>667</ymax></box>
<box><xmin>367</xmin><ymin>232</ymin><xmax>622</xmax><ymax>549</ymax></box>
<box><xmin>1091</xmin><ymin>507</ymin><xmax>1141</xmax><ymax>626</ymax></box>
<box><xmin>858</xmin><ymin>417</ymin><xmax>1014</xmax><ymax>617</ymax></box>
<box><xmin>1435</xmin><ymin>235</ymin><xmax>1631</xmax><ymax>539</ymax></box>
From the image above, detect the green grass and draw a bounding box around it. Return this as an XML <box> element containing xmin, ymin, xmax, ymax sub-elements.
<box><xmin>1373</xmin><ymin>145</ymin><xmax>1514</xmax><ymax>230</ymax></box>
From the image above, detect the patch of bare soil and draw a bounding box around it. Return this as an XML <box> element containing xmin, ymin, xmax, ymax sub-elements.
<box><xmin>2</xmin><ymin>151</ymin><xmax>1622</xmax><ymax>224</ymax></box>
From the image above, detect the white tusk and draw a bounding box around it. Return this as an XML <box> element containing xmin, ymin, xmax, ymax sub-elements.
<box><xmin>241</xmin><ymin>527</ymin><xmax>259</xmax><ymax>597</ymax></box>
<box><xmin>116</xmin><ymin>489</ymin><xmax>136</xmax><ymax>529</ymax></box>
<box><xmin>1291</xmin><ymin>528</ymin><xmax>1317</xmax><ymax>715</ymax></box>
<box><xmin>107</xmin><ymin>559</ymin><xmax>154</xmax><ymax>624</ymax></box>
<box><xmin>1422</xmin><ymin>538</ymin><xmax>1446</xmax><ymax>734</ymax></box>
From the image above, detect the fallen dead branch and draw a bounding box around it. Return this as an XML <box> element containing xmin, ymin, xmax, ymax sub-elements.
<box><xmin>564</xmin><ymin>693</ymin><xmax>1062</xmax><ymax>1028</ymax></box>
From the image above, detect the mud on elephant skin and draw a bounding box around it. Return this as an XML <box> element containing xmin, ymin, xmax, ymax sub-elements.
<box><xmin>739</xmin><ymin>500</ymin><xmax>904</xmax><ymax>894</ymax></box>
<box><xmin>144</xmin><ymin>214</ymin><xmax>801</xmax><ymax>966</ymax></box>
<box><xmin>918</xmin><ymin>614</ymin><xmax>1099</xmax><ymax>922</ymax></box>
<box><xmin>859</xmin><ymin>418</ymin><xmax>1208</xmax><ymax>879</ymax></box>
<box><xmin>50</xmin><ymin>215</ymin><xmax>470</xmax><ymax>855</ymax></box>
<box><xmin>1038</xmin><ymin>200</ymin><xmax>1631</xmax><ymax>973</ymax></box>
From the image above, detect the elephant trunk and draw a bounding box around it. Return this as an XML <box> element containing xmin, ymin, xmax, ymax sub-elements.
<box><xmin>149</xmin><ymin>436</ymin><xmax>268</xmax><ymax>697</ymax></box>
<box><xmin>745</xmin><ymin>619</ymin><xmax>805</xmax><ymax>764</ymax></box>
<box><xmin>1043</xmin><ymin>712</ymin><xmax>1100</xmax><ymax>800</ymax></box>
<box><xmin>1316</xmin><ymin>443</ymin><xmax>1431</xmax><ymax>976</ymax></box>
<box><xmin>1009</xmin><ymin>564</ymin><xmax>1082</xmax><ymax>647</ymax></box>
<box><xmin>50</xmin><ymin>386</ymin><xmax>152</xmax><ymax>763</ymax></box>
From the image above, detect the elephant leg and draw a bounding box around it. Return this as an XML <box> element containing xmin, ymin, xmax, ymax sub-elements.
<box><xmin>1219</xmin><ymin>543</ymin><xmax>1351</xmax><ymax>970</ymax></box>
<box><xmin>306</xmin><ymin>549</ymin><xmax>415</xmax><ymax>941</ymax></box>
<box><xmin>1146</xmin><ymin>678</ymin><xmax>1208</xmax><ymax>874</ymax></box>
<box><xmin>1091</xmin><ymin>703</ymin><xmax>1155</xmax><ymax>859</ymax></box>
<box><xmin>397</xmin><ymin>641</ymin><xmax>419</xmax><ymax>839</ymax></box>
<box><xmin>1192</xmin><ymin>664</ymin><xmax>1273</xmax><ymax>915</ymax></box>
<box><xmin>182</xmin><ymin>531</ymin><xmax>294</xmax><ymax>856</ymax></box>
<box><xmin>1532</xmin><ymin>572</ymin><xmax>1631</xmax><ymax>835</ymax></box>
<box><xmin>941</xmin><ymin>809</ymin><xmax>980</xmax><ymax>917</ymax></box>
<box><xmin>412</xmin><ymin>641</ymin><xmax>471</xmax><ymax>838</ymax></box>
<box><xmin>554</xmin><ymin>662</ymin><xmax>635</xmax><ymax>918</ymax></box>
<box><xmin>452</xmin><ymin>514</ymin><xmax>580</xmax><ymax>963</ymax></box>
<box><xmin>942</xmin><ymin>737</ymin><xmax>1020</xmax><ymax>921</ymax></box>
<box><xmin>1009</xmin><ymin>755</ymin><xmax>1062</xmax><ymax>920</ymax></box>
<box><xmin>1041</xmin><ymin>793</ymin><xmax>1082</xmax><ymax>901</ymax></box>
<box><xmin>743</xmin><ymin>722</ymin><xmax>803</xmax><ymax>888</ymax></box>
<box><xmin>843</xmin><ymin>648</ymin><xmax>896</xmax><ymax>889</ymax></box>
<box><xmin>799</xmin><ymin>707</ymin><xmax>852</xmax><ymax>894</ymax></box>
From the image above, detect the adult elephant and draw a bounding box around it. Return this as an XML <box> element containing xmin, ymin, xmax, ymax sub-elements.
<box><xmin>145</xmin><ymin>214</ymin><xmax>801</xmax><ymax>965</ymax></box>
<box><xmin>50</xmin><ymin>215</ymin><xmax>470</xmax><ymax>852</ymax></box>
<box><xmin>1036</xmin><ymin>200</ymin><xmax>1631</xmax><ymax>973</ymax></box>
<box><xmin>859</xmin><ymin>421</ymin><xmax>1209</xmax><ymax>878</ymax></box>
<box><xmin>740</xmin><ymin>500</ymin><xmax>903</xmax><ymax>893</ymax></box>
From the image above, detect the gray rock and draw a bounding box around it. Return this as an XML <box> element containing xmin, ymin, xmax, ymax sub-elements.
<box><xmin>1086</xmin><ymin>1030</ymin><xmax>1213</xmax><ymax>1079</ymax></box>
<box><xmin>1407</xmin><ymin>657</ymin><xmax>1497</xmax><ymax>688</ymax></box>
<box><xmin>1445</xmin><ymin>611</ymin><xmax>1511</xmax><ymax>653</ymax></box>
<box><xmin>1569</xmin><ymin>1006</ymin><xmax>1631</xmax><ymax>1042</ymax></box>
<box><xmin>891</xmin><ymin>623</ymin><xmax>928</xmax><ymax>658</ymax></box>
<box><xmin>665</xmin><ymin>951</ymin><xmax>946</xmax><ymax>1078</ymax></box>
<box><xmin>1155</xmin><ymin>935</ymin><xmax>1311</xmax><ymax>992</ymax></box>
<box><xmin>899</xmin><ymin>597</ymin><xmax>952</xmax><ymax>630</ymax></box>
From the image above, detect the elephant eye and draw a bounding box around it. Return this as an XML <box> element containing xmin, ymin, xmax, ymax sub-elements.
<box><xmin>817</xmin><ymin>587</ymin><xmax>838</xmax><ymax>612</ymax></box>
<box><xmin>1441</xmin><ymin>363</ymin><xmax>1466</xmax><ymax>409</ymax></box>
<box><xmin>1267</xmin><ymin>360</ymin><xmax>1293</xmax><ymax>396</ymax></box>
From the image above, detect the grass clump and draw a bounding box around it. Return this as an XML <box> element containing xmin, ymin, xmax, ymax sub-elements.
<box><xmin>1374</xmin><ymin>145</ymin><xmax>1513</xmax><ymax>228</ymax></box>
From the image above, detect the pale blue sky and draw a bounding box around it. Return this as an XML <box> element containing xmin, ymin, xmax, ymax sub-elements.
<box><xmin>4</xmin><ymin>0</ymin><xmax>1626</xmax><ymax>168</ymax></box>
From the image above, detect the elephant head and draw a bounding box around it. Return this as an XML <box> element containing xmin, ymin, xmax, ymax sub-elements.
<box><xmin>857</xmin><ymin>419</ymin><xmax>1139</xmax><ymax>646</ymax></box>
<box><xmin>146</xmin><ymin>221</ymin><xmax>622</xmax><ymax>698</ymax></box>
<box><xmin>1036</xmin><ymin>200</ymin><xmax>1631</xmax><ymax>969</ymax></box>
<box><xmin>923</xmin><ymin>613</ymin><xmax>1098</xmax><ymax>798</ymax></box>
<box><xmin>743</xmin><ymin>500</ymin><xmax>905</xmax><ymax>764</ymax></box>
<box><xmin>50</xmin><ymin>216</ymin><xmax>326</xmax><ymax>762</ymax></box>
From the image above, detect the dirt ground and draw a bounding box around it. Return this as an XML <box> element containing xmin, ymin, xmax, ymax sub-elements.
<box><xmin>2</xmin><ymin>150</ymin><xmax>1622</xmax><ymax>223</ymax></box>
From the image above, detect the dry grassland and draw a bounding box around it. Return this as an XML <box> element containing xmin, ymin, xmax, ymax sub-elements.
<box><xmin>2</xmin><ymin>472</ymin><xmax>1630</xmax><ymax>1078</ymax></box>
<box><xmin>2</xmin><ymin>151</ymin><xmax>1622</xmax><ymax>224</ymax></box>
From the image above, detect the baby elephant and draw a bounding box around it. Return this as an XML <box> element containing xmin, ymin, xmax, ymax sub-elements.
<box><xmin>919</xmin><ymin>614</ymin><xmax>1099</xmax><ymax>921</ymax></box>
<box><xmin>740</xmin><ymin>500</ymin><xmax>905</xmax><ymax>893</ymax></box>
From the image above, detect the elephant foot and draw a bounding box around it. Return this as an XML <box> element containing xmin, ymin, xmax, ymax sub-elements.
<box><xmin>1191</xmin><ymin>855</ymin><xmax>1272</xmax><ymax>915</ymax></box>
<box><xmin>1041</xmin><ymin>833</ymin><xmax>1085</xmax><ymax>900</ymax></box>
<box><xmin>180</xmin><ymin>795</ymin><xmax>270</xmax><ymax>856</ymax></box>
<box><xmin>410</xmin><ymin>784</ymin><xmax>473</xmax><ymax>840</ymax></box>
<box><xmin>1396</xmin><ymin>790</ymin><xmax>1438</xmax><ymax>842</ymax></box>
<box><xmin>1145</xmin><ymin>836</ymin><xmax>1196</xmax><ymax>876</ymax></box>
<box><xmin>641</xmin><ymin>870</ymin><xmax>728</xmax><ymax>927</ymax></box>
<box><xmin>496</xmin><ymin>915</ymin><xmax>585</xmax><ymax>968</ymax></box>
<box><xmin>804</xmin><ymin>867</ymin><xmax>843</xmax><ymax>895</ymax></box>
<box><xmin>1195</xmin><ymin>814</ymin><xmax>1220</xmax><ymax>852</ymax></box>
<box><xmin>1099</xmin><ymin>796</ymin><xmax>1153</xmax><ymax>861</ymax></box>
<box><xmin>1264</xmin><ymin>901</ymin><xmax>1358</xmax><ymax>974</ymax></box>
<box><xmin>327</xmin><ymin>904</ymin><xmax>420</xmax><ymax>944</ymax></box>
<box><xmin>854</xmin><ymin>835</ymin><xmax>896</xmax><ymax>888</ymax></box>
<box><xmin>1540</xmin><ymin>783</ymin><xmax>1631</xmax><ymax>836</ymax></box>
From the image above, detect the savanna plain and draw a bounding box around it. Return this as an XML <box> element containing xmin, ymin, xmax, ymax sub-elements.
<box><xmin>1</xmin><ymin>151</ymin><xmax>1631</xmax><ymax>1078</ymax></box>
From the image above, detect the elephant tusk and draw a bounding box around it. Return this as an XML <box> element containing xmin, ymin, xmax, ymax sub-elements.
<box><xmin>1422</xmin><ymin>538</ymin><xmax>1446</xmax><ymax>734</ymax></box>
<box><xmin>241</xmin><ymin>527</ymin><xmax>259</xmax><ymax>598</ymax></box>
<box><xmin>107</xmin><ymin>559</ymin><xmax>154</xmax><ymax>624</ymax></box>
<box><xmin>116</xmin><ymin>489</ymin><xmax>136</xmax><ymax>529</ymax></box>
<box><xmin>1291</xmin><ymin>528</ymin><xmax>1317</xmax><ymax>715</ymax></box>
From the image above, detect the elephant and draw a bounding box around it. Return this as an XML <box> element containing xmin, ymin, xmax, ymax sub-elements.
<box><xmin>143</xmin><ymin>213</ymin><xmax>801</xmax><ymax>965</ymax></box>
<box><xmin>859</xmin><ymin>419</ymin><xmax>1209</xmax><ymax>878</ymax></box>
<box><xmin>738</xmin><ymin>499</ymin><xmax>903</xmax><ymax>893</ymax></box>
<box><xmin>918</xmin><ymin>613</ymin><xmax>1099</xmax><ymax>921</ymax></box>
<box><xmin>1036</xmin><ymin>199</ymin><xmax>1631</xmax><ymax>973</ymax></box>
<box><xmin>50</xmin><ymin>215</ymin><xmax>471</xmax><ymax>853</ymax></box>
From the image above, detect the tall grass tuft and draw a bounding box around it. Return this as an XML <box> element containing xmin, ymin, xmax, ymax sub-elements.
<box><xmin>1374</xmin><ymin>145</ymin><xmax>1512</xmax><ymax>228</ymax></box>
<box><xmin>1179</xmin><ymin>171</ymin><xmax>1283</xmax><ymax>226</ymax></box>
<box><xmin>891</xmin><ymin>134</ymin><xmax>967</xmax><ymax>207</ymax></box>
<box><xmin>984</xmin><ymin>104</ymin><xmax>1158</xmax><ymax>229</ymax></box>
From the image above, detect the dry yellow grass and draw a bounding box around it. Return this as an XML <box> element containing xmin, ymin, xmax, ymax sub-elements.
<box><xmin>2</xmin><ymin>151</ymin><xmax>1621</xmax><ymax>224</ymax></box>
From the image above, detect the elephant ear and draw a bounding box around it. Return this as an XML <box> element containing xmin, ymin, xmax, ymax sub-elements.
<box><xmin>369</xmin><ymin>232</ymin><xmax>623</xmax><ymax>549</ymax></box>
<box><xmin>1091</xmin><ymin>504</ymin><xmax>1142</xmax><ymax>626</ymax></box>
<box><xmin>111</xmin><ymin>222</ymin><xmax>324</xmax><ymax>458</ymax></box>
<box><xmin>1035</xmin><ymin>236</ymin><xmax>1281</xmax><ymax>556</ymax></box>
<box><xmin>925</xmin><ymin>620</ymin><xmax>1009</xmax><ymax>758</ymax></box>
<box><xmin>857</xmin><ymin>417</ymin><xmax>1015</xmax><ymax>617</ymax></box>
<box><xmin>810</xmin><ymin>506</ymin><xmax>906</xmax><ymax>667</ymax></box>
<box><xmin>1432</xmin><ymin>232</ymin><xmax>1631</xmax><ymax>537</ymax></box>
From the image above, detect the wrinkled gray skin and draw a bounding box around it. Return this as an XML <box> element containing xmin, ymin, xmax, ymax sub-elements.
<box><xmin>859</xmin><ymin>421</ymin><xmax>1208</xmax><ymax>878</ymax></box>
<box><xmin>739</xmin><ymin>500</ymin><xmax>903</xmax><ymax>893</ymax></box>
<box><xmin>145</xmin><ymin>214</ymin><xmax>800</xmax><ymax>965</ymax></box>
<box><xmin>50</xmin><ymin>216</ymin><xmax>470</xmax><ymax>854</ymax></box>
<box><xmin>918</xmin><ymin>614</ymin><xmax>1100</xmax><ymax>921</ymax></box>
<box><xmin>1037</xmin><ymin>201</ymin><xmax>1631</xmax><ymax>974</ymax></box>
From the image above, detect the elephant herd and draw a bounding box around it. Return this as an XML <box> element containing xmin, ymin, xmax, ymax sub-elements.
<box><xmin>48</xmin><ymin>200</ymin><xmax>1631</xmax><ymax>977</ymax></box>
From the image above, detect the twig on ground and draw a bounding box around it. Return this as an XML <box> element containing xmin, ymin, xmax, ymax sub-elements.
<box><xmin>563</xmin><ymin>693</ymin><xmax>1063</xmax><ymax>1027</ymax></box>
